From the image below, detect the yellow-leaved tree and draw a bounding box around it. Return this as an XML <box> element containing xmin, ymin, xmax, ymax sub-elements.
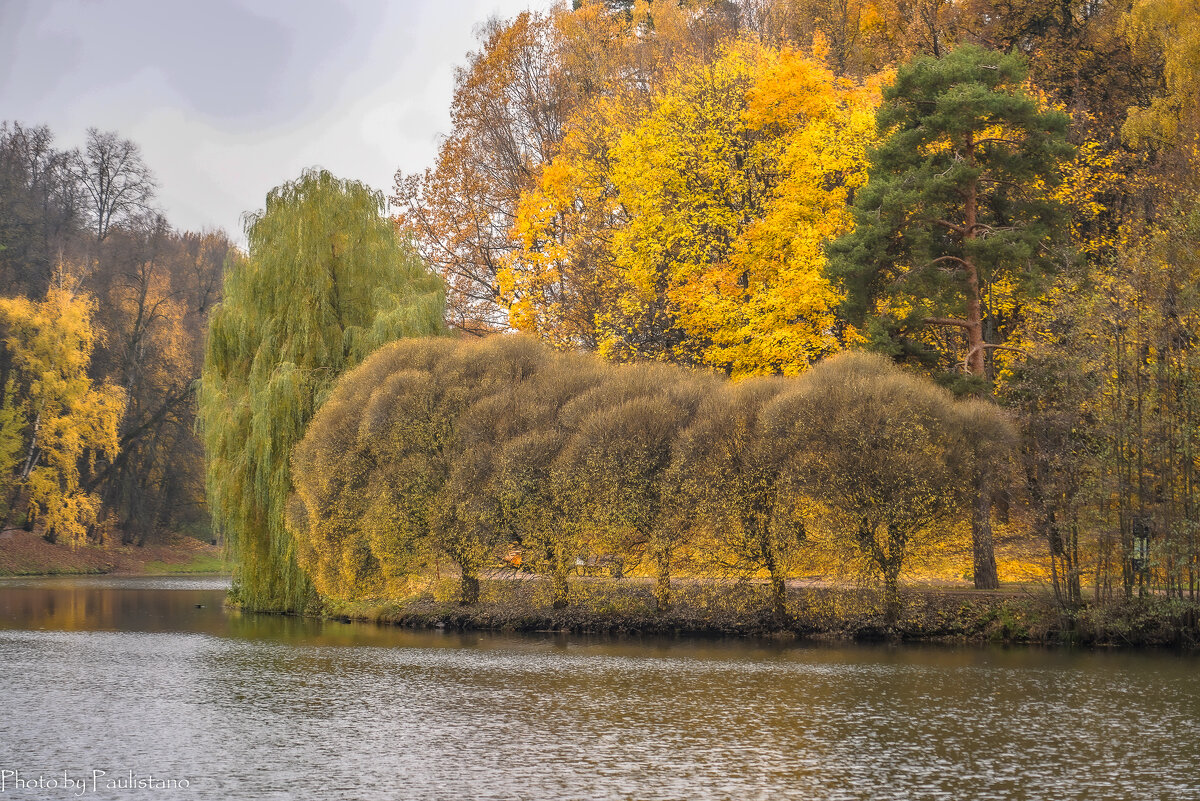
<box><xmin>676</xmin><ymin>39</ymin><xmax>884</xmax><ymax>375</ymax></box>
<box><xmin>503</xmin><ymin>38</ymin><xmax>883</xmax><ymax>375</ymax></box>
<box><xmin>1123</xmin><ymin>0</ymin><xmax>1200</xmax><ymax>151</ymax></box>
<box><xmin>0</xmin><ymin>268</ymin><xmax>124</xmax><ymax>545</ymax></box>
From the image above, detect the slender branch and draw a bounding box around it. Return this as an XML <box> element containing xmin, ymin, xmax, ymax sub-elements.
<box><xmin>923</xmin><ymin>317</ymin><xmax>972</xmax><ymax>330</ymax></box>
<box><xmin>977</xmin><ymin>177</ymin><xmax>1030</xmax><ymax>197</ymax></box>
<box><xmin>970</xmin><ymin>223</ymin><xmax>1018</xmax><ymax>235</ymax></box>
<box><xmin>929</xmin><ymin>256</ymin><xmax>971</xmax><ymax>268</ymax></box>
<box><xmin>84</xmin><ymin>384</ymin><xmax>193</xmax><ymax>493</ymax></box>
<box><xmin>961</xmin><ymin>343</ymin><xmax>1028</xmax><ymax>370</ymax></box>
<box><xmin>890</xmin><ymin>256</ymin><xmax>970</xmax><ymax>284</ymax></box>
<box><xmin>973</xmin><ymin>136</ymin><xmax>1021</xmax><ymax>147</ymax></box>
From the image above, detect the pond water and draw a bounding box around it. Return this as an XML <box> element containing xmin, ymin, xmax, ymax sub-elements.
<box><xmin>0</xmin><ymin>575</ymin><xmax>1197</xmax><ymax>800</ymax></box>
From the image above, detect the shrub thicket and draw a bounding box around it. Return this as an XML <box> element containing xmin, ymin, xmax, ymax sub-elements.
<box><xmin>287</xmin><ymin>336</ymin><xmax>1012</xmax><ymax>613</ymax></box>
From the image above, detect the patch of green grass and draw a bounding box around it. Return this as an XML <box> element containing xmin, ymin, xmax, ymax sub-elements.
<box><xmin>143</xmin><ymin>553</ymin><xmax>229</xmax><ymax>575</ymax></box>
<box><xmin>0</xmin><ymin>566</ymin><xmax>108</xmax><ymax>577</ymax></box>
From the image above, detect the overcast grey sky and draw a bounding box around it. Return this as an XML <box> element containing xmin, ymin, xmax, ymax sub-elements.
<box><xmin>0</xmin><ymin>0</ymin><xmax>551</xmax><ymax>240</ymax></box>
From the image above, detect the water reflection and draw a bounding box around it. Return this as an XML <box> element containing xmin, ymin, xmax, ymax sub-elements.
<box><xmin>0</xmin><ymin>576</ymin><xmax>1197</xmax><ymax>801</ymax></box>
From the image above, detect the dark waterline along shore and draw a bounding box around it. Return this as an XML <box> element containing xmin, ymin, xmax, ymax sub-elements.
<box><xmin>5</xmin><ymin>530</ymin><xmax>1193</xmax><ymax>649</ymax></box>
<box><xmin>310</xmin><ymin>575</ymin><xmax>1200</xmax><ymax>649</ymax></box>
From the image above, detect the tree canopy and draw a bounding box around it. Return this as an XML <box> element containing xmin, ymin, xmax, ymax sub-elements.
<box><xmin>0</xmin><ymin>269</ymin><xmax>124</xmax><ymax>545</ymax></box>
<box><xmin>829</xmin><ymin>44</ymin><xmax>1073</xmax><ymax>383</ymax></box>
<box><xmin>289</xmin><ymin>335</ymin><xmax>1006</xmax><ymax>615</ymax></box>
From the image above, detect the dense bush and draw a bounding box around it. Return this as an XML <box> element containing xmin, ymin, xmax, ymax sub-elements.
<box><xmin>287</xmin><ymin>335</ymin><xmax>1012</xmax><ymax>613</ymax></box>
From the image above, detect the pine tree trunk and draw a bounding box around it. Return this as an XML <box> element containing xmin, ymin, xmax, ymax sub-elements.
<box><xmin>963</xmin><ymin>157</ymin><xmax>999</xmax><ymax>588</ymax></box>
<box><xmin>963</xmin><ymin>140</ymin><xmax>987</xmax><ymax>378</ymax></box>
<box><xmin>972</xmin><ymin>472</ymin><xmax>1000</xmax><ymax>589</ymax></box>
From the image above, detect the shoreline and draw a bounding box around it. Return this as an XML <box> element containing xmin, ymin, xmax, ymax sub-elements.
<box><xmin>308</xmin><ymin>578</ymin><xmax>1200</xmax><ymax>649</ymax></box>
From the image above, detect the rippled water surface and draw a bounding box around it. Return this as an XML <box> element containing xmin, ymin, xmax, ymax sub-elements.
<box><xmin>0</xmin><ymin>576</ymin><xmax>1198</xmax><ymax>800</ymax></box>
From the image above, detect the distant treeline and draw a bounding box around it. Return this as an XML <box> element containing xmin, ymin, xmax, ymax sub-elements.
<box><xmin>287</xmin><ymin>335</ymin><xmax>1010</xmax><ymax>618</ymax></box>
<box><xmin>0</xmin><ymin>122</ymin><xmax>236</xmax><ymax>545</ymax></box>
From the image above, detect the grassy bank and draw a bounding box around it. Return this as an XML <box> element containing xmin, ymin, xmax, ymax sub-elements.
<box><xmin>0</xmin><ymin>528</ymin><xmax>227</xmax><ymax>576</ymax></box>
<box><xmin>316</xmin><ymin>575</ymin><xmax>1200</xmax><ymax>648</ymax></box>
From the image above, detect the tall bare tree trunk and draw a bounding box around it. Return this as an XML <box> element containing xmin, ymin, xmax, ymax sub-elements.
<box><xmin>963</xmin><ymin>158</ymin><xmax>1000</xmax><ymax>589</ymax></box>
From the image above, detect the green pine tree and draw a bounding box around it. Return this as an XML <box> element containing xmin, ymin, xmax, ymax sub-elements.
<box><xmin>831</xmin><ymin>44</ymin><xmax>1073</xmax><ymax>381</ymax></box>
<box><xmin>828</xmin><ymin>45</ymin><xmax>1073</xmax><ymax>588</ymax></box>
<box><xmin>199</xmin><ymin>169</ymin><xmax>446</xmax><ymax>613</ymax></box>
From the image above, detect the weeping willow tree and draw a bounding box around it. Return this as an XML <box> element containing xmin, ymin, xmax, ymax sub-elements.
<box><xmin>199</xmin><ymin>169</ymin><xmax>446</xmax><ymax>612</ymax></box>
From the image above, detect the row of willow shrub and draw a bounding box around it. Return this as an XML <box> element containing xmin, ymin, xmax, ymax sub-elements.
<box><xmin>286</xmin><ymin>335</ymin><xmax>1012</xmax><ymax>616</ymax></box>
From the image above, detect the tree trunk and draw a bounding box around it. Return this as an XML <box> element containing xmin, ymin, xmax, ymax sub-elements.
<box><xmin>459</xmin><ymin>569</ymin><xmax>480</xmax><ymax>606</ymax></box>
<box><xmin>962</xmin><ymin>152</ymin><xmax>999</xmax><ymax>586</ymax></box>
<box><xmin>19</xmin><ymin>410</ymin><xmax>41</xmax><ymax>480</ymax></box>
<box><xmin>769</xmin><ymin>573</ymin><xmax>788</xmax><ymax>622</ymax></box>
<box><xmin>883</xmin><ymin>567</ymin><xmax>901</xmax><ymax>625</ymax></box>
<box><xmin>761</xmin><ymin>535</ymin><xmax>788</xmax><ymax>622</ymax></box>
<box><xmin>881</xmin><ymin>523</ymin><xmax>906</xmax><ymax>623</ymax></box>
<box><xmin>551</xmin><ymin>547</ymin><xmax>570</xmax><ymax>609</ymax></box>
<box><xmin>963</xmin><ymin>140</ymin><xmax>986</xmax><ymax>378</ymax></box>
<box><xmin>654</xmin><ymin>573</ymin><xmax>671</xmax><ymax>613</ymax></box>
<box><xmin>653</xmin><ymin>548</ymin><xmax>671</xmax><ymax>612</ymax></box>
<box><xmin>972</xmin><ymin>471</ymin><xmax>1000</xmax><ymax>589</ymax></box>
<box><xmin>1068</xmin><ymin>522</ymin><xmax>1082</xmax><ymax>603</ymax></box>
<box><xmin>551</xmin><ymin>571</ymin><xmax>569</xmax><ymax>609</ymax></box>
<box><xmin>964</xmin><ymin>261</ymin><xmax>987</xmax><ymax>377</ymax></box>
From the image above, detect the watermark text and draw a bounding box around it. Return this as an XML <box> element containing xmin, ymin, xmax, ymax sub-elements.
<box><xmin>0</xmin><ymin>769</ymin><xmax>190</xmax><ymax>796</ymax></box>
